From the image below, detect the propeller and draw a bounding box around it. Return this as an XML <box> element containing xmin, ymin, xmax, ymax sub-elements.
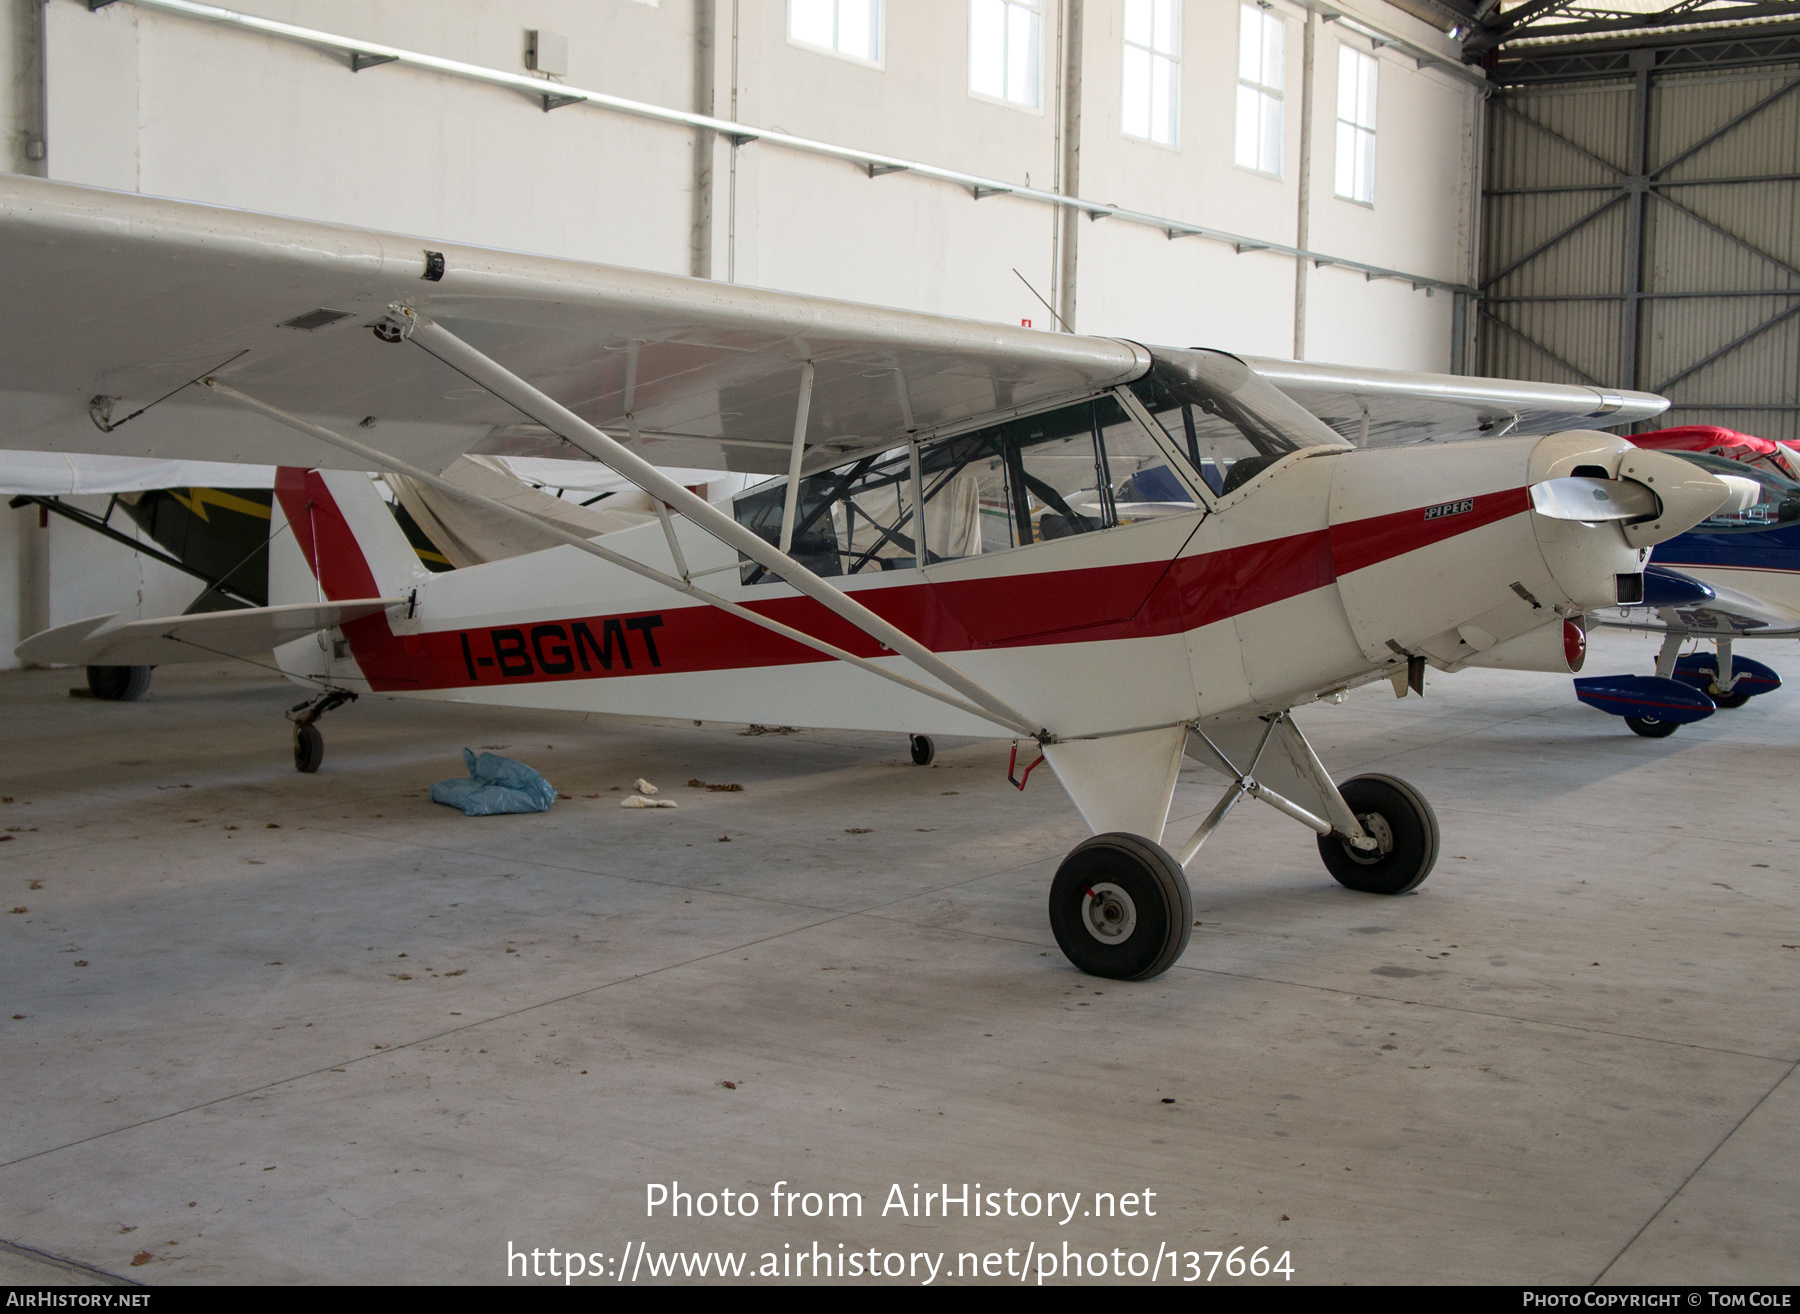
<box><xmin>1528</xmin><ymin>476</ymin><xmax>1660</xmax><ymax>522</ymax></box>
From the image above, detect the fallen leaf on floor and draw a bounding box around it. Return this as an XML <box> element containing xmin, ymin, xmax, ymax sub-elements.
<box><xmin>717</xmin><ymin>836</ymin><xmax>730</xmax><ymax>842</ymax></box>
<box><xmin>10</xmin><ymin>1014</ymin><xmax>23</xmax><ymax>1020</ymax></box>
<box><xmin>740</xmin><ymin>725</ymin><xmax>799</xmax><ymax>736</ymax></box>
<box><xmin>7</xmin><ymin>907</ymin><xmax>24</xmax><ymax>914</ymax></box>
<box><xmin>129</xmin><ymin>1251</ymin><xmax>153</xmax><ymax>1267</ymax></box>
<box><xmin>687</xmin><ymin>778</ymin><xmax>745</xmax><ymax>791</ymax></box>
<box><xmin>444</xmin><ymin>969</ymin><xmax>467</xmax><ymax>976</ymax></box>
<box><xmin>390</xmin><ymin>973</ymin><xmax>413</xmax><ymax>981</ymax></box>
<box><xmin>941</xmin><ymin>791</ymin><xmax>959</xmax><ymax>796</ymax></box>
<box><xmin>73</xmin><ymin>962</ymin><xmax>88</xmax><ymax>968</ymax></box>
<box><xmin>118</xmin><ymin>1226</ymin><xmax>135</xmax><ymax>1235</ymax></box>
<box><xmin>845</xmin><ymin>828</ymin><xmax>873</xmax><ymax>834</ymax></box>
<box><xmin>266</xmin><ymin>823</ymin><xmax>280</xmax><ymax>829</ymax></box>
<box><xmin>719</xmin><ymin>1080</ymin><xmax>737</xmax><ymax>1089</ymax></box>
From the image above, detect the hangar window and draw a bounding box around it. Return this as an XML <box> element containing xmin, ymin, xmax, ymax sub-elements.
<box><xmin>1234</xmin><ymin>3</ymin><xmax>1283</xmax><ymax>175</ymax></box>
<box><xmin>1670</xmin><ymin>452</ymin><xmax>1800</xmax><ymax>534</ymax></box>
<box><xmin>971</xmin><ymin>0</ymin><xmax>1043</xmax><ymax>109</ymax></box>
<box><xmin>1335</xmin><ymin>45</ymin><xmax>1378</xmax><ymax>204</ymax></box>
<box><xmin>1123</xmin><ymin>0</ymin><xmax>1181</xmax><ymax>147</ymax></box>
<box><xmin>732</xmin><ymin>394</ymin><xmax>1197</xmax><ymax>583</ymax></box>
<box><xmin>790</xmin><ymin>0</ymin><xmax>882</xmax><ymax>64</ymax></box>
<box><xmin>1128</xmin><ymin>348</ymin><xmax>1350</xmax><ymax>497</ymax></box>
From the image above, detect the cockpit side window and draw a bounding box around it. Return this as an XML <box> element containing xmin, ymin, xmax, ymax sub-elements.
<box><xmin>732</xmin><ymin>393</ymin><xmax>1201</xmax><ymax>582</ymax></box>
<box><xmin>1128</xmin><ymin>348</ymin><xmax>1349</xmax><ymax>496</ymax></box>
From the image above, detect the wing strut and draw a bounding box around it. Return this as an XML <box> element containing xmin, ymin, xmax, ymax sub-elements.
<box><xmin>199</xmin><ymin>379</ymin><xmax>1034</xmax><ymax>737</ymax></box>
<box><xmin>390</xmin><ymin>307</ymin><xmax>1044</xmax><ymax>739</ymax></box>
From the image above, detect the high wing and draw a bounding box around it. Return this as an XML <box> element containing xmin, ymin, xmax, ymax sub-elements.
<box><xmin>1246</xmin><ymin>357</ymin><xmax>1668</xmax><ymax>447</ymax></box>
<box><xmin>16</xmin><ymin>599</ymin><xmax>403</xmax><ymax>668</ymax></box>
<box><xmin>0</xmin><ymin>175</ymin><xmax>1147</xmax><ymax>478</ymax></box>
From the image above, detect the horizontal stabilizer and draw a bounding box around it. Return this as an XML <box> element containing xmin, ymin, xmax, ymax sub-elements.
<box><xmin>1573</xmin><ymin>674</ymin><xmax>1716</xmax><ymax>724</ymax></box>
<box><xmin>16</xmin><ymin>599</ymin><xmax>403</xmax><ymax>668</ymax></box>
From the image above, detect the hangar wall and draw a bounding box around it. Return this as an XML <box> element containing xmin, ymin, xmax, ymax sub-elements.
<box><xmin>0</xmin><ymin>0</ymin><xmax>1483</xmax><ymax>667</ymax></box>
<box><xmin>1478</xmin><ymin>34</ymin><xmax>1800</xmax><ymax>442</ymax></box>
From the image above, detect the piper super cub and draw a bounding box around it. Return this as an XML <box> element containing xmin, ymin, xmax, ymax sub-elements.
<box><xmin>0</xmin><ymin>176</ymin><xmax>1732</xmax><ymax>981</ymax></box>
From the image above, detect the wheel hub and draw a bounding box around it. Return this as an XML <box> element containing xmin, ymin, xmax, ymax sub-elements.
<box><xmin>1081</xmin><ymin>882</ymin><xmax>1137</xmax><ymax>943</ymax></box>
<box><xmin>1344</xmin><ymin>812</ymin><xmax>1394</xmax><ymax>865</ymax></box>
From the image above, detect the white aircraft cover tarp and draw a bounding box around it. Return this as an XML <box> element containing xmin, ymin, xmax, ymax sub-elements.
<box><xmin>0</xmin><ymin>451</ymin><xmax>276</xmax><ymax>496</ymax></box>
<box><xmin>384</xmin><ymin>456</ymin><xmax>658</xmax><ymax>569</ymax></box>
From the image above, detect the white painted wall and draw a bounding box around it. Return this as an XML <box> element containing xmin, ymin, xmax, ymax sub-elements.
<box><xmin>0</xmin><ymin>0</ymin><xmax>1481</xmax><ymax>667</ymax></box>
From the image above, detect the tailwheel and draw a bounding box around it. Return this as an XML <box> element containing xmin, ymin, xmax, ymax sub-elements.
<box><xmin>87</xmin><ymin>665</ymin><xmax>152</xmax><ymax>701</ymax></box>
<box><xmin>909</xmin><ymin>733</ymin><xmax>936</xmax><ymax>766</ymax></box>
<box><xmin>1625</xmin><ymin>715</ymin><xmax>1682</xmax><ymax>738</ymax></box>
<box><xmin>293</xmin><ymin>724</ymin><xmax>324</xmax><ymax>774</ymax></box>
<box><xmin>1319</xmin><ymin>774</ymin><xmax>1439</xmax><ymax>895</ymax></box>
<box><xmin>1048</xmin><ymin>833</ymin><xmax>1192</xmax><ymax>980</ymax></box>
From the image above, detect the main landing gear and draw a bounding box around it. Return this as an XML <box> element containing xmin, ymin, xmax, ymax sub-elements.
<box><xmin>1044</xmin><ymin>715</ymin><xmax>1440</xmax><ymax>981</ymax></box>
<box><xmin>286</xmin><ymin>689</ymin><xmax>357</xmax><ymax>773</ymax></box>
<box><xmin>87</xmin><ymin>665</ymin><xmax>152</xmax><ymax>701</ymax></box>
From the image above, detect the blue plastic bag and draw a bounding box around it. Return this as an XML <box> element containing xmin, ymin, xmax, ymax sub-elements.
<box><xmin>430</xmin><ymin>748</ymin><xmax>558</xmax><ymax>816</ymax></box>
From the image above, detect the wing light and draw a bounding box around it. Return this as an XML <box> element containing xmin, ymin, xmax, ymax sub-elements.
<box><xmin>1528</xmin><ymin>476</ymin><xmax>1660</xmax><ymax>522</ymax></box>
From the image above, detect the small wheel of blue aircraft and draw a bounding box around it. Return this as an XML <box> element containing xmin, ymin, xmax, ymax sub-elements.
<box><xmin>1625</xmin><ymin>716</ymin><xmax>1682</xmax><ymax>738</ymax></box>
<box><xmin>1048</xmin><ymin>833</ymin><xmax>1192</xmax><ymax>980</ymax></box>
<box><xmin>1318</xmin><ymin>775</ymin><xmax>1440</xmax><ymax>895</ymax></box>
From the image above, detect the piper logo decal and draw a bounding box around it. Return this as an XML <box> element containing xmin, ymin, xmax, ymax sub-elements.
<box><xmin>1424</xmin><ymin>498</ymin><xmax>1474</xmax><ymax>521</ymax></box>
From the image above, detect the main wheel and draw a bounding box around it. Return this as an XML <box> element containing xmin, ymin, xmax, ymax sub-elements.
<box><xmin>1625</xmin><ymin>715</ymin><xmax>1681</xmax><ymax>738</ymax></box>
<box><xmin>1048</xmin><ymin>833</ymin><xmax>1192</xmax><ymax>980</ymax></box>
<box><xmin>87</xmin><ymin>665</ymin><xmax>151</xmax><ymax>701</ymax></box>
<box><xmin>909</xmin><ymin>733</ymin><xmax>936</xmax><ymax>766</ymax></box>
<box><xmin>1709</xmin><ymin>685</ymin><xmax>1752</xmax><ymax>710</ymax></box>
<box><xmin>294</xmin><ymin>724</ymin><xmax>324</xmax><ymax>773</ymax></box>
<box><xmin>1318</xmin><ymin>774</ymin><xmax>1439</xmax><ymax>895</ymax></box>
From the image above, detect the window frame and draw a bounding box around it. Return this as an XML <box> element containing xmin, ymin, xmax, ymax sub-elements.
<box><xmin>968</xmin><ymin>0</ymin><xmax>1046</xmax><ymax>113</ymax></box>
<box><xmin>1121</xmin><ymin>0</ymin><xmax>1183</xmax><ymax>149</ymax></box>
<box><xmin>730</xmin><ymin>387</ymin><xmax>1208</xmax><ymax>586</ymax></box>
<box><xmin>1334</xmin><ymin>43</ymin><xmax>1378</xmax><ymax>207</ymax></box>
<box><xmin>1233</xmin><ymin>2</ymin><xmax>1284</xmax><ymax>179</ymax></box>
<box><xmin>787</xmin><ymin>0</ymin><xmax>885</xmax><ymax>70</ymax></box>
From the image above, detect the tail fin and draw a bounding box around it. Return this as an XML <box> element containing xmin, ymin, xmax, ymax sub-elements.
<box><xmin>270</xmin><ymin>468</ymin><xmax>425</xmax><ymax>605</ymax></box>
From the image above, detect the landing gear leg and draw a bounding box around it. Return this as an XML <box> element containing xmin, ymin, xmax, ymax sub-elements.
<box><xmin>909</xmin><ymin>733</ymin><xmax>936</xmax><ymax>766</ymax></box>
<box><xmin>286</xmin><ymin>690</ymin><xmax>357</xmax><ymax>774</ymax></box>
<box><xmin>1709</xmin><ymin>638</ymin><xmax>1751</xmax><ymax>709</ymax></box>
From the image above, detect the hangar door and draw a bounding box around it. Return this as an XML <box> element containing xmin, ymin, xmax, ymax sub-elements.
<box><xmin>1478</xmin><ymin>40</ymin><xmax>1800</xmax><ymax>442</ymax></box>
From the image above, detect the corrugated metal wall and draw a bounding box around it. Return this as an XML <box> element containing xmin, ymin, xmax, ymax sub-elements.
<box><xmin>1479</xmin><ymin>58</ymin><xmax>1800</xmax><ymax>441</ymax></box>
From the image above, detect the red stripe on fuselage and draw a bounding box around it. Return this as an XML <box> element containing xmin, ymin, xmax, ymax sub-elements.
<box><xmin>281</xmin><ymin>471</ymin><xmax>1528</xmax><ymax>693</ymax></box>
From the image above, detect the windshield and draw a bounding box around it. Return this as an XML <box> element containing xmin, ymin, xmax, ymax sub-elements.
<box><xmin>1128</xmin><ymin>348</ymin><xmax>1350</xmax><ymax>496</ymax></box>
<box><xmin>1670</xmin><ymin>450</ymin><xmax>1800</xmax><ymax>534</ymax></box>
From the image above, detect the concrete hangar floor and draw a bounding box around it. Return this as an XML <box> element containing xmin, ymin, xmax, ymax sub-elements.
<box><xmin>0</xmin><ymin>628</ymin><xmax>1793</xmax><ymax>1287</ymax></box>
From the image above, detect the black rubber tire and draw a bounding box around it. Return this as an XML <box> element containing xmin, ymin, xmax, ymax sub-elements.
<box><xmin>1048</xmin><ymin>833</ymin><xmax>1192</xmax><ymax>980</ymax></box>
<box><xmin>1709</xmin><ymin>686</ymin><xmax>1752</xmax><ymax>710</ymax></box>
<box><xmin>1318</xmin><ymin>774</ymin><xmax>1439</xmax><ymax>896</ymax></box>
<box><xmin>1625</xmin><ymin>716</ymin><xmax>1681</xmax><ymax>738</ymax></box>
<box><xmin>294</xmin><ymin>724</ymin><xmax>324</xmax><ymax>774</ymax></box>
<box><xmin>909</xmin><ymin>734</ymin><xmax>936</xmax><ymax>766</ymax></box>
<box><xmin>87</xmin><ymin>665</ymin><xmax>151</xmax><ymax>701</ymax></box>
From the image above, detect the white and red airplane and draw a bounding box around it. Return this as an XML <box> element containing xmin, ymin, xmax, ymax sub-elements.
<box><xmin>0</xmin><ymin>175</ymin><xmax>1732</xmax><ymax>981</ymax></box>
